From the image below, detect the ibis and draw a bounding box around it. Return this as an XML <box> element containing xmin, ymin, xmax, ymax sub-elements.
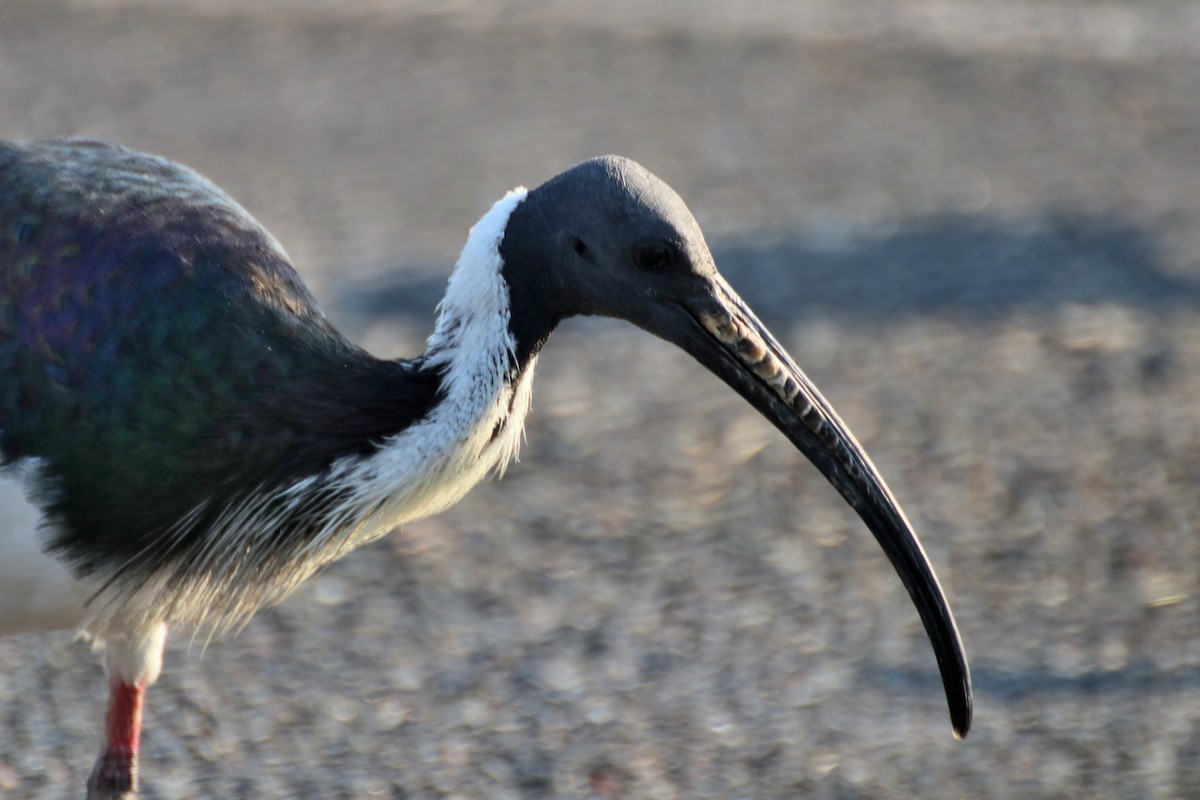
<box><xmin>0</xmin><ymin>138</ymin><xmax>971</xmax><ymax>799</ymax></box>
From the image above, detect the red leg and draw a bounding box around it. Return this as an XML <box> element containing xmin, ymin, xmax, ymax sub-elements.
<box><xmin>86</xmin><ymin>679</ymin><xmax>144</xmax><ymax>799</ymax></box>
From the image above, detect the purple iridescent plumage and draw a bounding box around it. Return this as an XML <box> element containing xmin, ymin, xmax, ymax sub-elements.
<box><xmin>0</xmin><ymin>139</ymin><xmax>442</xmax><ymax>586</ymax></box>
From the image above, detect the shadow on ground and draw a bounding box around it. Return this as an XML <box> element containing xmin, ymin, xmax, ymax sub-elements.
<box><xmin>333</xmin><ymin>213</ymin><xmax>1200</xmax><ymax>330</ymax></box>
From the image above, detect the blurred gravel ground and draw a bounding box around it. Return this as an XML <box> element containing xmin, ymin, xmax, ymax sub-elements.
<box><xmin>2</xmin><ymin>1</ymin><xmax>1200</xmax><ymax>798</ymax></box>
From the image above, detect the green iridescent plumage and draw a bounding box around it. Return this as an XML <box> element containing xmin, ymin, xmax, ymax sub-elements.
<box><xmin>0</xmin><ymin>139</ymin><xmax>439</xmax><ymax>580</ymax></box>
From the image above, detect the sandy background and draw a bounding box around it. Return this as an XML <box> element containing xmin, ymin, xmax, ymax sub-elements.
<box><xmin>2</xmin><ymin>1</ymin><xmax>1200</xmax><ymax>797</ymax></box>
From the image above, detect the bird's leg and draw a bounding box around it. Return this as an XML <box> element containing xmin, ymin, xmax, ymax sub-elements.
<box><xmin>86</xmin><ymin>621</ymin><xmax>168</xmax><ymax>800</ymax></box>
<box><xmin>86</xmin><ymin>679</ymin><xmax>145</xmax><ymax>799</ymax></box>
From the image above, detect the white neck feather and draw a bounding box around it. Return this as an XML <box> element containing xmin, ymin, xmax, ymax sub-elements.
<box><xmin>323</xmin><ymin>186</ymin><xmax>536</xmax><ymax>547</ymax></box>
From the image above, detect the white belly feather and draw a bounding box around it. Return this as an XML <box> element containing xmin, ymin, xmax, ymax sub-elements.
<box><xmin>0</xmin><ymin>460</ymin><xmax>86</xmax><ymax>636</ymax></box>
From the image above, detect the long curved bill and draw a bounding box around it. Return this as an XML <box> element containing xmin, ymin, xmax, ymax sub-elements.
<box><xmin>640</xmin><ymin>272</ymin><xmax>972</xmax><ymax>738</ymax></box>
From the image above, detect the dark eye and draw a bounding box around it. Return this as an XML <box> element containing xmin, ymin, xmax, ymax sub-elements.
<box><xmin>633</xmin><ymin>240</ymin><xmax>676</xmax><ymax>272</ymax></box>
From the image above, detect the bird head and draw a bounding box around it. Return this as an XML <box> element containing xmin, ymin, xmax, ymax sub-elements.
<box><xmin>497</xmin><ymin>156</ymin><xmax>972</xmax><ymax>737</ymax></box>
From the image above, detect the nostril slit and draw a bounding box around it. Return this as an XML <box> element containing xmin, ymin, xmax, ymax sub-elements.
<box><xmin>570</xmin><ymin>235</ymin><xmax>595</xmax><ymax>264</ymax></box>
